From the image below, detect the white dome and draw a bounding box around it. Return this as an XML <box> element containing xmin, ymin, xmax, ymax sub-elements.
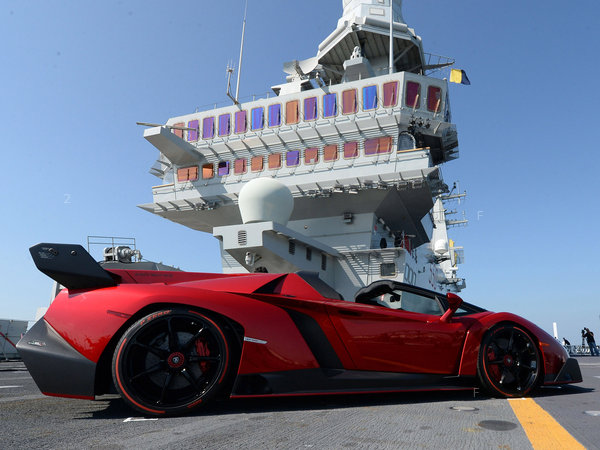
<box><xmin>433</xmin><ymin>239</ymin><xmax>449</xmax><ymax>255</ymax></box>
<box><xmin>238</xmin><ymin>178</ymin><xmax>294</xmax><ymax>225</ymax></box>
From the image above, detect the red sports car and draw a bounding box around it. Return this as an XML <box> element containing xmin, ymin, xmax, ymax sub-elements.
<box><xmin>18</xmin><ymin>243</ymin><xmax>581</xmax><ymax>416</ymax></box>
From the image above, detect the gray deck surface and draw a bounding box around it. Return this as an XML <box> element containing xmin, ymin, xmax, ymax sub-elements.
<box><xmin>1</xmin><ymin>357</ymin><xmax>597</xmax><ymax>449</ymax></box>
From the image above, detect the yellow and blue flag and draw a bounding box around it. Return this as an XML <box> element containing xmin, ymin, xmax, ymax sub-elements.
<box><xmin>450</xmin><ymin>69</ymin><xmax>471</xmax><ymax>85</ymax></box>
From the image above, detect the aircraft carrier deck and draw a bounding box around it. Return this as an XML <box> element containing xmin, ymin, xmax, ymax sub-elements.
<box><xmin>1</xmin><ymin>357</ymin><xmax>598</xmax><ymax>449</ymax></box>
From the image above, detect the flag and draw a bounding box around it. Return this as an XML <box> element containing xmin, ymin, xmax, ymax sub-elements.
<box><xmin>450</xmin><ymin>69</ymin><xmax>471</xmax><ymax>85</ymax></box>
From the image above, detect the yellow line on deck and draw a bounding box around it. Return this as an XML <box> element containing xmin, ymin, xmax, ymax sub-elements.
<box><xmin>508</xmin><ymin>398</ymin><xmax>584</xmax><ymax>449</ymax></box>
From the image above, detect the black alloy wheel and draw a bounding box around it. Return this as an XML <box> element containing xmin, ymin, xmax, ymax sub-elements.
<box><xmin>112</xmin><ymin>309</ymin><xmax>230</xmax><ymax>416</ymax></box>
<box><xmin>477</xmin><ymin>324</ymin><xmax>541</xmax><ymax>397</ymax></box>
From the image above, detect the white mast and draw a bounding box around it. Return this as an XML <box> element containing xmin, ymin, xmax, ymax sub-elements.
<box><xmin>389</xmin><ymin>0</ymin><xmax>393</xmax><ymax>74</ymax></box>
<box><xmin>235</xmin><ymin>0</ymin><xmax>248</xmax><ymax>101</ymax></box>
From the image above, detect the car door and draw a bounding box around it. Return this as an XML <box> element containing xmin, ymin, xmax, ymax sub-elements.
<box><xmin>326</xmin><ymin>286</ymin><xmax>470</xmax><ymax>374</ymax></box>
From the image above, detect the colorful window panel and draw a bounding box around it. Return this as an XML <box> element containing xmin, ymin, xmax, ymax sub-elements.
<box><xmin>343</xmin><ymin>141</ymin><xmax>359</xmax><ymax>159</ymax></box>
<box><xmin>172</xmin><ymin>122</ymin><xmax>184</xmax><ymax>139</ymax></box>
<box><xmin>286</xmin><ymin>100</ymin><xmax>299</xmax><ymax>124</ymax></box>
<box><xmin>268</xmin><ymin>153</ymin><xmax>282</xmax><ymax>169</ymax></box>
<box><xmin>362</xmin><ymin>85</ymin><xmax>378</xmax><ymax>110</ymax></box>
<box><xmin>286</xmin><ymin>150</ymin><xmax>300</xmax><ymax>167</ymax></box>
<box><xmin>304</xmin><ymin>147</ymin><xmax>319</xmax><ymax>165</ymax></box>
<box><xmin>364</xmin><ymin>136</ymin><xmax>393</xmax><ymax>155</ymax></box>
<box><xmin>427</xmin><ymin>86</ymin><xmax>442</xmax><ymax>112</ymax></box>
<box><xmin>383</xmin><ymin>81</ymin><xmax>398</xmax><ymax>107</ymax></box>
<box><xmin>251</xmin><ymin>107</ymin><xmax>264</xmax><ymax>131</ymax></box>
<box><xmin>217</xmin><ymin>161</ymin><xmax>229</xmax><ymax>176</ymax></box>
<box><xmin>251</xmin><ymin>156</ymin><xmax>264</xmax><ymax>172</ymax></box>
<box><xmin>268</xmin><ymin>104</ymin><xmax>281</xmax><ymax>127</ymax></box>
<box><xmin>304</xmin><ymin>97</ymin><xmax>317</xmax><ymax>120</ymax></box>
<box><xmin>202</xmin><ymin>117</ymin><xmax>214</xmax><ymax>139</ymax></box>
<box><xmin>324</xmin><ymin>144</ymin><xmax>338</xmax><ymax>162</ymax></box>
<box><xmin>218</xmin><ymin>114</ymin><xmax>231</xmax><ymax>137</ymax></box>
<box><xmin>342</xmin><ymin>89</ymin><xmax>357</xmax><ymax>114</ymax></box>
<box><xmin>405</xmin><ymin>81</ymin><xmax>420</xmax><ymax>108</ymax></box>
<box><xmin>177</xmin><ymin>166</ymin><xmax>198</xmax><ymax>182</ymax></box>
<box><xmin>202</xmin><ymin>164</ymin><xmax>214</xmax><ymax>179</ymax></box>
<box><xmin>235</xmin><ymin>110</ymin><xmax>247</xmax><ymax>134</ymax></box>
<box><xmin>323</xmin><ymin>93</ymin><xmax>337</xmax><ymax>118</ymax></box>
<box><xmin>187</xmin><ymin>119</ymin><xmax>199</xmax><ymax>141</ymax></box>
<box><xmin>234</xmin><ymin>158</ymin><xmax>247</xmax><ymax>175</ymax></box>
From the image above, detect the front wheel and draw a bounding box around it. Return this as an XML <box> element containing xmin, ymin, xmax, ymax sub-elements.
<box><xmin>112</xmin><ymin>309</ymin><xmax>231</xmax><ymax>416</ymax></box>
<box><xmin>477</xmin><ymin>324</ymin><xmax>541</xmax><ymax>397</ymax></box>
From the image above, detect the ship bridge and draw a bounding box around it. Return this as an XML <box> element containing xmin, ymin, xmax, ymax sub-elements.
<box><xmin>138</xmin><ymin>0</ymin><xmax>465</xmax><ymax>298</ymax></box>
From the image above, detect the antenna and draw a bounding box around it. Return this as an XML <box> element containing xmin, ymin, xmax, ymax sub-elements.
<box><xmin>225</xmin><ymin>1</ymin><xmax>247</xmax><ymax>105</ymax></box>
<box><xmin>235</xmin><ymin>0</ymin><xmax>248</xmax><ymax>101</ymax></box>
<box><xmin>226</xmin><ymin>60</ymin><xmax>238</xmax><ymax>105</ymax></box>
<box><xmin>389</xmin><ymin>0</ymin><xmax>394</xmax><ymax>75</ymax></box>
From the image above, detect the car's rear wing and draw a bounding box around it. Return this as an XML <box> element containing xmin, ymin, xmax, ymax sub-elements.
<box><xmin>30</xmin><ymin>243</ymin><xmax>118</xmax><ymax>291</ymax></box>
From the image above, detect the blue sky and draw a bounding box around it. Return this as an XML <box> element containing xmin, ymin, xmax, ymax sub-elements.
<box><xmin>2</xmin><ymin>0</ymin><xmax>599</xmax><ymax>342</ymax></box>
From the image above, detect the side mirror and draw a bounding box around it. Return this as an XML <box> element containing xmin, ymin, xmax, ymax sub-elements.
<box><xmin>440</xmin><ymin>292</ymin><xmax>463</xmax><ymax>323</ymax></box>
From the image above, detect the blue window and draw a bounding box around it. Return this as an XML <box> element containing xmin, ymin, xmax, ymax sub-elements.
<box><xmin>323</xmin><ymin>93</ymin><xmax>337</xmax><ymax>118</ymax></box>
<box><xmin>362</xmin><ymin>85</ymin><xmax>378</xmax><ymax>110</ymax></box>
<box><xmin>251</xmin><ymin>107</ymin><xmax>264</xmax><ymax>131</ymax></box>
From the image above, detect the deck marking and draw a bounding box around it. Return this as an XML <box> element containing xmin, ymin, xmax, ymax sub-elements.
<box><xmin>508</xmin><ymin>398</ymin><xmax>584</xmax><ymax>449</ymax></box>
<box><xmin>0</xmin><ymin>385</ymin><xmax>22</xmax><ymax>389</ymax></box>
<box><xmin>123</xmin><ymin>417</ymin><xmax>159</xmax><ymax>423</ymax></box>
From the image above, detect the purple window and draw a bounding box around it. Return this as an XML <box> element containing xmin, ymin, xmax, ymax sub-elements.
<box><xmin>323</xmin><ymin>93</ymin><xmax>337</xmax><ymax>118</ymax></box>
<box><xmin>251</xmin><ymin>107</ymin><xmax>264</xmax><ymax>131</ymax></box>
<box><xmin>187</xmin><ymin>119</ymin><xmax>199</xmax><ymax>141</ymax></box>
<box><xmin>405</xmin><ymin>81</ymin><xmax>420</xmax><ymax>108</ymax></box>
<box><xmin>268</xmin><ymin>104</ymin><xmax>281</xmax><ymax>127</ymax></box>
<box><xmin>304</xmin><ymin>97</ymin><xmax>317</xmax><ymax>120</ymax></box>
<box><xmin>235</xmin><ymin>110</ymin><xmax>247</xmax><ymax>134</ymax></box>
<box><xmin>202</xmin><ymin>117</ymin><xmax>214</xmax><ymax>139</ymax></box>
<box><xmin>218</xmin><ymin>114</ymin><xmax>230</xmax><ymax>136</ymax></box>
<box><xmin>217</xmin><ymin>161</ymin><xmax>230</xmax><ymax>176</ymax></box>
<box><xmin>286</xmin><ymin>150</ymin><xmax>300</xmax><ymax>167</ymax></box>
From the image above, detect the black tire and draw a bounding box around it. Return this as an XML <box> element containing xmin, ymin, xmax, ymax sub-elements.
<box><xmin>112</xmin><ymin>308</ymin><xmax>231</xmax><ymax>416</ymax></box>
<box><xmin>477</xmin><ymin>323</ymin><xmax>541</xmax><ymax>397</ymax></box>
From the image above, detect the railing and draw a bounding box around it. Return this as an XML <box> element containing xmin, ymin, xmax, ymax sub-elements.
<box><xmin>564</xmin><ymin>345</ymin><xmax>596</xmax><ymax>356</ymax></box>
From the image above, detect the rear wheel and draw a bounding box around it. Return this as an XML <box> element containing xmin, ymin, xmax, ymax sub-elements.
<box><xmin>477</xmin><ymin>324</ymin><xmax>541</xmax><ymax>397</ymax></box>
<box><xmin>112</xmin><ymin>309</ymin><xmax>230</xmax><ymax>416</ymax></box>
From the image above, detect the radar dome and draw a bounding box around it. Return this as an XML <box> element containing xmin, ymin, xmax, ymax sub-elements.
<box><xmin>238</xmin><ymin>178</ymin><xmax>294</xmax><ymax>225</ymax></box>
<box><xmin>434</xmin><ymin>239</ymin><xmax>449</xmax><ymax>255</ymax></box>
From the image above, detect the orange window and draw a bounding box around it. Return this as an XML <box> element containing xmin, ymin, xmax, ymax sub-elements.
<box><xmin>234</xmin><ymin>158</ymin><xmax>247</xmax><ymax>175</ymax></box>
<box><xmin>383</xmin><ymin>81</ymin><xmax>398</xmax><ymax>107</ymax></box>
<box><xmin>177</xmin><ymin>166</ymin><xmax>199</xmax><ymax>182</ymax></box>
<box><xmin>343</xmin><ymin>141</ymin><xmax>359</xmax><ymax>159</ymax></box>
<box><xmin>323</xmin><ymin>144</ymin><xmax>338</xmax><ymax>162</ymax></box>
<box><xmin>268</xmin><ymin>153</ymin><xmax>282</xmax><ymax>169</ymax></box>
<box><xmin>304</xmin><ymin>147</ymin><xmax>319</xmax><ymax>165</ymax></box>
<box><xmin>379</xmin><ymin>136</ymin><xmax>393</xmax><ymax>153</ymax></box>
<box><xmin>172</xmin><ymin>122</ymin><xmax>184</xmax><ymax>138</ymax></box>
<box><xmin>365</xmin><ymin>137</ymin><xmax>393</xmax><ymax>155</ymax></box>
<box><xmin>202</xmin><ymin>164</ymin><xmax>214</xmax><ymax>179</ymax></box>
<box><xmin>251</xmin><ymin>156</ymin><xmax>264</xmax><ymax>172</ymax></box>
<box><xmin>286</xmin><ymin>100</ymin><xmax>299</xmax><ymax>124</ymax></box>
<box><xmin>342</xmin><ymin>89</ymin><xmax>357</xmax><ymax>114</ymax></box>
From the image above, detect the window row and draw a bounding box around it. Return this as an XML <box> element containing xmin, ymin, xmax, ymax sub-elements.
<box><xmin>172</xmin><ymin>80</ymin><xmax>443</xmax><ymax>142</ymax></box>
<box><xmin>176</xmin><ymin>136</ymin><xmax>394</xmax><ymax>181</ymax></box>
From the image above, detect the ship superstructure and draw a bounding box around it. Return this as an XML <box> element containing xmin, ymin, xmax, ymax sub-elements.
<box><xmin>139</xmin><ymin>0</ymin><xmax>466</xmax><ymax>302</ymax></box>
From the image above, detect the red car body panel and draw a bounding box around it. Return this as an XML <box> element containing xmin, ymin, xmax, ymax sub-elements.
<box><xmin>19</xmin><ymin>244</ymin><xmax>581</xmax><ymax>406</ymax></box>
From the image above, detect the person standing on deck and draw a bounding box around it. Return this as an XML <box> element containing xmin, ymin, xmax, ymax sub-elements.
<box><xmin>583</xmin><ymin>328</ymin><xmax>599</xmax><ymax>356</ymax></box>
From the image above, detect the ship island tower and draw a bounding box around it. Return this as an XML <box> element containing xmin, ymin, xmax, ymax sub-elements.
<box><xmin>139</xmin><ymin>0</ymin><xmax>466</xmax><ymax>302</ymax></box>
